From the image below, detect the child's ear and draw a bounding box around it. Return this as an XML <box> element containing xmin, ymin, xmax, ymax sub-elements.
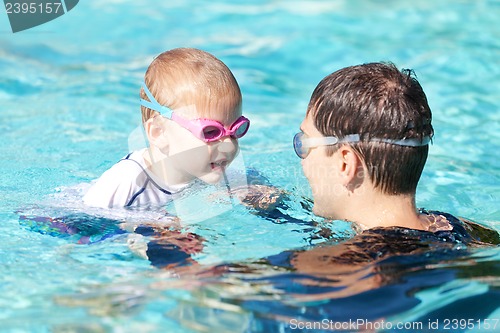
<box><xmin>144</xmin><ymin>117</ymin><xmax>169</xmax><ymax>150</ymax></box>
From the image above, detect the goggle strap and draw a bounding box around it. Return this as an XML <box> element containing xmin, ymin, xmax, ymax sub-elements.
<box><xmin>337</xmin><ymin>134</ymin><xmax>431</xmax><ymax>147</ymax></box>
<box><xmin>367</xmin><ymin>135</ymin><xmax>432</xmax><ymax>147</ymax></box>
<box><xmin>140</xmin><ymin>82</ymin><xmax>173</xmax><ymax>118</ymax></box>
<box><xmin>300</xmin><ymin>136</ymin><xmax>338</xmax><ymax>148</ymax></box>
<box><xmin>300</xmin><ymin>133</ymin><xmax>431</xmax><ymax>149</ymax></box>
<box><xmin>338</xmin><ymin>134</ymin><xmax>361</xmax><ymax>144</ymax></box>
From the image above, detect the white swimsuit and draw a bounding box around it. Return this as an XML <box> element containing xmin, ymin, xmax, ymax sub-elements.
<box><xmin>83</xmin><ymin>149</ymin><xmax>181</xmax><ymax>208</ymax></box>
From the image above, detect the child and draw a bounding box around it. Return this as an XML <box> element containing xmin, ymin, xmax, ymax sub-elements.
<box><xmin>294</xmin><ymin>62</ymin><xmax>499</xmax><ymax>237</ymax></box>
<box><xmin>83</xmin><ymin>48</ymin><xmax>250</xmax><ymax>209</ymax></box>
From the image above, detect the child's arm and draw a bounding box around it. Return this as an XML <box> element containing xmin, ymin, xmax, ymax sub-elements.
<box><xmin>129</xmin><ymin>225</ymin><xmax>204</xmax><ymax>269</ymax></box>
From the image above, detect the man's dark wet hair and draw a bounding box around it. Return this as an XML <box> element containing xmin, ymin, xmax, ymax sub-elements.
<box><xmin>307</xmin><ymin>62</ymin><xmax>434</xmax><ymax>195</ymax></box>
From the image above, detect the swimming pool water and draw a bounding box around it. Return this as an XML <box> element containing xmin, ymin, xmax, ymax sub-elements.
<box><xmin>1</xmin><ymin>0</ymin><xmax>499</xmax><ymax>332</ymax></box>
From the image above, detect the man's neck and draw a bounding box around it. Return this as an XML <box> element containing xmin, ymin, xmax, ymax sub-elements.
<box><xmin>344</xmin><ymin>188</ymin><xmax>425</xmax><ymax>231</ymax></box>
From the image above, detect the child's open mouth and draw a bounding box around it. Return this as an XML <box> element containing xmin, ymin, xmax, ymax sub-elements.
<box><xmin>210</xmin><ymin>160</ymin><xmax>227</xmax><ymax>171</ymax></box>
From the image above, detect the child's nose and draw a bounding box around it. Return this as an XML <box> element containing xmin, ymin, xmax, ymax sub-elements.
<box><xmin>216</xmin><ymin>136</ymin><xmax>238</xmax><ymax>153</ymax></box>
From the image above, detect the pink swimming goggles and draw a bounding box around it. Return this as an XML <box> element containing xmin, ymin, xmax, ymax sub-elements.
<box><xmin>140</xmin><ymin>82</ymin><xmax>250</xmax><ymax>143</ymax></box>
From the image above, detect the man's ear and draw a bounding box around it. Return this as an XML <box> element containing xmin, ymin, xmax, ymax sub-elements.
<box><xmin>144</xmin><ymin>117</ymin><xmax>169</xmax><ymax>150</ymax></box>
<box><xmin>337</xmin><ymin>145</ymin><xmax>363</xmax><ymax>187</ymax></box>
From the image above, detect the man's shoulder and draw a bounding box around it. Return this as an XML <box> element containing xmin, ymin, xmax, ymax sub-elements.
<box><xmin>457</xmin><ymin>216</ymin><xmax>500</xmax><ymax>246</ymax></box>
<box><xmin>429</xmin><ymin>211</ymin><xmax>500</xmax><ymax>246</ymax></box>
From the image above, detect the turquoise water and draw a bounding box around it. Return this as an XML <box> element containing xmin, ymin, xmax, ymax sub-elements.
<box><xmin>1</xmin><ymin>1</ymin><xmax>499</xmax><ymax>332</ymax></box>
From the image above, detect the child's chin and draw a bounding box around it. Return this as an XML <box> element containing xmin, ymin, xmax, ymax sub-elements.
<box><xmin>198</xmin><ymin>171</ymin><xmax>223</xmax><ymax>184</ymax></box>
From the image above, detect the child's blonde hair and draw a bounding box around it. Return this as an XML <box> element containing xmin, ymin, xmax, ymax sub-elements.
<box><xmin>140</xmin><ymin>48</ymin><xmax>242</xmax><ymax>124</ymax></box>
